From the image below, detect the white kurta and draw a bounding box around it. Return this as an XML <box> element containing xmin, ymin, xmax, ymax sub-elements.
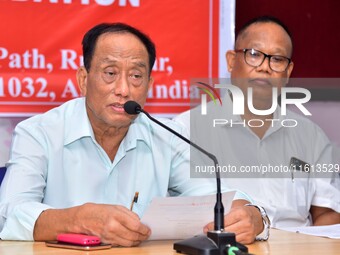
<box><xmin>174</xmin><ymin>94</ymin><xmax>340</xmax><ymax>227</ymax></box>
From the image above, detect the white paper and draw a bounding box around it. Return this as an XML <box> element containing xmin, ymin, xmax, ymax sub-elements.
<box><xmin>278</xmin><ymin>224</ymin><xmax>340</xmax><ymax>239</ymax></box>
<box><xmin>141</xmin><ymin>191</ymin><xmax>236</xmax><ymax>240</ymax></box>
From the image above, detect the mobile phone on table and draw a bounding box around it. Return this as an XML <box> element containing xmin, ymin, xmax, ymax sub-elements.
<box><xmin>57</xmin><ymin>233</ymin><xmax>101</xmax><ymax>245</ymax></box>
<box><xmin>45</xmin><ymin>241</ymin><xmax>111</xmax><ymax>251</ymax></box>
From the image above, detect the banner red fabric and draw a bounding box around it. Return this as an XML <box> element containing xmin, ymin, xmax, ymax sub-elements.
<box><xmin>0</xmin><ymin>0</ymin><xmax>220</xmax><ymax>116</ymax></box>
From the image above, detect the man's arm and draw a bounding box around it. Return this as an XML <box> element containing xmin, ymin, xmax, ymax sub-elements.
<box><xmin>203</xmin><ymin>199</ymin><xmax>264</xmax><ymax>244</ymax></box>
<box><xmin>33</xmin><ymin>203</ymin><xmax>150</xmax><ymax>246</ymax></box>
<box><xmin>310</xmin><ymin>206</ymin><xmax>340</xmax><ymax>225</ymax></box>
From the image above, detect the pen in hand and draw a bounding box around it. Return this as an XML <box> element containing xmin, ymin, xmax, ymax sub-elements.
<box><xmin>130</xmin><ymin>192</ymin><xmax>139</xmax><ymax>211</ymax></box>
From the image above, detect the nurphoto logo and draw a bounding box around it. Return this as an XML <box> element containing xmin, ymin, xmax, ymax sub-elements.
<box><xmin>198</xmin><ymin>82</ymin><xmax>312</xmax><ymax>128</ymax></box>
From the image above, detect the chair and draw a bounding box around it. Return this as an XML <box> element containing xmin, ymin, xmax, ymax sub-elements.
<box><xmin>0</xmin><ymin>166</ymin><xmax>6</xmax><ymax>185</ymax></box>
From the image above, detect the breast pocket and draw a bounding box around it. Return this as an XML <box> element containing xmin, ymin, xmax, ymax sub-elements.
<box><xmin>131</xmin><ymin>196</ymin><xmax>151</xmax><ymax>219</ymax></box>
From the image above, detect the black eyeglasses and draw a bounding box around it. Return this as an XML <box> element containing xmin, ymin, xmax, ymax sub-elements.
<box><xmin>235</xmin><ymin>48</ymin><xmax>291</xmax><ymax>73</ymax></box>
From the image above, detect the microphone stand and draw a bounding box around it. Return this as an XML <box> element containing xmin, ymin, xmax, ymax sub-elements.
<box><xmin>130</xmin><ymin>104</ymin><xmax>248</xmax><ymax>255</ymax></box>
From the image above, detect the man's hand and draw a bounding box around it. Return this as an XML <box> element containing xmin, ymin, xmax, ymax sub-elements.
<box><xmin>203</xmin><ymin>199</ymin><xmax>263</xmax><ymax>244</ymax></box>
<box><xmin>34</xmin><ymin>203</ymin><xmax>151</xmax><ymax>247</ymax></box>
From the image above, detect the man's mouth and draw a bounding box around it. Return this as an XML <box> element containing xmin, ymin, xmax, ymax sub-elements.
<box><xmin>110</xmin><ymin>103</ymin><xmax>125</xmax><ymax>113</ymax></box>
<box><xmin>249</xmin><ymin>78</ymin><xmax>272</xmax><ymax>87</ymax></box>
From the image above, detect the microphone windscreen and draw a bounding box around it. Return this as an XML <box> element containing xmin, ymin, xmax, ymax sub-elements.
<box><xmin>124</xmin><ymin>101</ymin><xmax>142</xmax><ymax>115</ymax></box>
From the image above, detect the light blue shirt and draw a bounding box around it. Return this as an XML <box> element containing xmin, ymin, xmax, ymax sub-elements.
<box><xmin>0</xmin><ymin>98</ymin><xmax>249</xmax><ymax>240</ymax></box>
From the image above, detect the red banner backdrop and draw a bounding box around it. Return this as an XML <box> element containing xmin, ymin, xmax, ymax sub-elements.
<box><xmin>0</xmin><ymin>0</ymin><xmax>222</xmax><ymax>116</ymax></box>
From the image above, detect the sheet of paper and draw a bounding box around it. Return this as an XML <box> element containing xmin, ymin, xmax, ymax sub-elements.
<box><xmin>141</xmin><ymin>191</ymin><xmax>235</xmax><ymax>240</ymax></box>
<box><xmin>278</xmin><ymin>224</ymin><xmax>340</xmax><ymax>239</ymax></box>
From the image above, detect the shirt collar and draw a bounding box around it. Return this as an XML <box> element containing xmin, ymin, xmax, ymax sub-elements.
<box><xmin>64</xmin><ymin>98</ymin><xmax>93</xmax><ymax>146</ymax></box>
<box><xmin>220</xmin><ymin>93</ymin><xmax>245</xmax><ymax>123</ymax></box>
<box><xmin>121</xmin><ymin>114</ymin><xmax>154</xmax><ymax>152</ymax></box>
<box><xmin>220</xmin><ymin>93</ymin><xmax>289</xmax><ymax>139</ymax></box>
<box><xmin>262</xmin><ymin>104</ymin><xmax>286</xmax><ymax>138</ymax></box>
<box><xmin>64</xmin><ymin>98</ymin><xmax>153</xmax><ymax>151</ymax></box>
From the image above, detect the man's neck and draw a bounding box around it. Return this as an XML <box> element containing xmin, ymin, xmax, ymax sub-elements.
<box><xmin>242</xmin><ymin>107</ymin><xmax>274</xmax><ymax>139</ymax></box>
<box><xmin>93</xmin><ymin>125</ymin><xmax>129</xmax><ymax>162</ymax></box>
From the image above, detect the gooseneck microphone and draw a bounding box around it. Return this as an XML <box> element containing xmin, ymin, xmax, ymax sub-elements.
<box><xmin>124</xmin><ymin>100</ymin><xmax>224</xmax><ymax>230</ymax></box>
<box><xmin>124</xmin><ymin>101</ymin><xmax>248</xmax><ymax>255</ymax></box>
<box><xmin>124</xmin><ymin>101</ymin><xmax>250</xmax><ymax>255</ymax></box>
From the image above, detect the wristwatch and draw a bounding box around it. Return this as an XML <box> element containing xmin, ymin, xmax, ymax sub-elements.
<box><xmin>245</xmin><ymin>204</ymin><xmax>271</xmax><ymax>241</ymax></box>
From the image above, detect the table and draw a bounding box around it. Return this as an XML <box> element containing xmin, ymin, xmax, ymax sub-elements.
<box><xmin>0</xmin><ymin>229</ymin><xmax>339</xmax><ymax>255</ymax></box>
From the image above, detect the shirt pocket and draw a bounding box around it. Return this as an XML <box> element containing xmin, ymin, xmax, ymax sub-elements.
<box><xmin>131</xmin><ymin>196</ymin><xmax>151</xmax><ymax>219</ymax></box>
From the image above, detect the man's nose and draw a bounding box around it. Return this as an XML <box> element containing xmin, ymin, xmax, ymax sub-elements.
<box><xmin>256</xmin><ymin>56</ymin><xmax>272</xmax><ymax>73</ymax></box>
<box><xmin>114</xmin><ymin>74</ymin><xmax>130</xmax><ymax>97</ymax></box>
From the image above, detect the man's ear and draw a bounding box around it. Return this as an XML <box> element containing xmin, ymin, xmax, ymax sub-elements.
<box><xmin>77</xmin><ymin>66</ymin><xmax>88</xmax><ymax>96</ymax></box>
<box><xmin>226</xmin><ymin>50</ymin><xmax>236</xmax><ymax>73</ymax></box>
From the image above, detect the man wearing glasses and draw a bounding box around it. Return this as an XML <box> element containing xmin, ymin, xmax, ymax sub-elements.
<box><xmin>234</xmin><ymin>48</ymin><xmax>291</xmax><ymax>73</ymax></box>
<box><xmin>175</xmin><ymin>16</ymin><xmax>340</xmax><ymax>237</ymax></box>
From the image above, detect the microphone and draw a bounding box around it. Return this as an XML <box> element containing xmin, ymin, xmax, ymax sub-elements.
<box><xmin>124</xmin><ymin>101</ymin><xmax>224</xmax><ymax>230</ymax></box>
<box><xmin>124</xmin><ymin>101</ymin><xmax>249</xmax><ymax>255</ymax></box>
<box><xmin>124</xmin><ymin>100</ymin><xmax>142</xmax><ymax>115</ymax></box>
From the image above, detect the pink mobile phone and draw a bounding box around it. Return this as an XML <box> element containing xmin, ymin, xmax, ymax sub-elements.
<box><xmin>45</xmin><ymin>241</ymin><xmax>111</xmax><ymax>251</ymax></box>
<box><xmin>57</xmin><ymin>233</ymin><xmax>101</xmax><ymax>246</ymax></box>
